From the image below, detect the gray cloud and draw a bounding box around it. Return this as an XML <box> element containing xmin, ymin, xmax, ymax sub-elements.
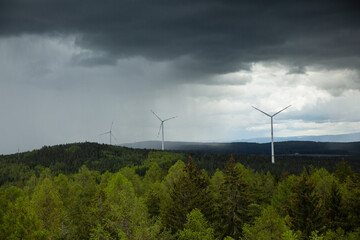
<box><xmin>1</xmin><ymin>1</ymin><xmax>360</xmax><ymax>154</ymax></box>
<box><xmin>1</xmin><ymin>0</ymin><xmax>360</xmax><ymax>77</ymax></box>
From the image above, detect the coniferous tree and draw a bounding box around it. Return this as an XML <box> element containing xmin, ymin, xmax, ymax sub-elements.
<box><xmin>288</xmin><ymin>174</ymin><xmax>324</xmax><ymax>238</ymax></box>
<box><xmin>217</xmin><ymin>156</ymin><xmax>251</xmax><ymax>239</ymax></box>
<box><xmin>0</xmin><ymin>195</ymin><xmax>47</xmax><ymax>239</ymax></box>
<box><xmin>335</xmin><ymin>159</ymin><xmax>354</xmax><ymax>183</ymax></box>
<box><xmin>161</xmin><ymin>157</ymin><xmax>213</xmax><ymax>233</ymax></box>
<box><xmin>324</xmin><ymin>181</ymin><xmax>346</xmax><ymax>231</ymax></box>
<box><xmin>242</xmin><ymin>205</ymin><xmax>291</xmax><ymax>240</ymax></box>
<box><xmin>178</xmin><ymin>208</ymin><xmax>215</xmax><ymax>240</ymax></box>
<box><xmin>89</xmin><ymin>189</ymin><xmax>114</xmax><ymax>239</ymax></box>
<box><xmin>67</xmin><ymin>166</ymin><xmax>99</xmax><ymax>239</ymax></box>
<box><xmin>342</xmin><ymin>175</ymin><xmax>360</xmax><ymax>231</ymax></box>
<box><xmin>31</xmin><ymin>177</ymin><xmax>65</xmax><ymax>238</ymax></box>
<box><xmin>144</xmin><ymin>181</ymin><xmax>166</xmax><ymax>218</ymax></box>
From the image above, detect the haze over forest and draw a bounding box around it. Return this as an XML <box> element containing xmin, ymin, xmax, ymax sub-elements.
<box><xmin>1</xmin><ymin>0</ymin><xmax>360</xmax><ymax>155</ymax></box>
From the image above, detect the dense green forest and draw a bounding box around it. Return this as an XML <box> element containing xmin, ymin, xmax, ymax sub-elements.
<box><xmin>124</xmin><ymin>140</ymin><xmax>360</xmax><ymax>156</ymax></box>
<box><xmin>0</xmin><ymin>142</ymin><xmax>360</xmax><ymax>239</ymax></box>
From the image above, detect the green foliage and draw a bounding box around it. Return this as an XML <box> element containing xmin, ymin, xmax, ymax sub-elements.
<box><xmin>208</xmin><ymin>169</ymin><xmax>224</xmax><ymax>215</ymax></box>
<box><xmin>65</xmin><ymin>166</ymin><xmax>99</xmax><ymax>239</ymax></box>
<box><xmin>217</xmin><ymin>156</ymin><xmax>252</xmax><ymax>239</ymax></box>
<box><xmin>341</xmin><ymin>176</ymin><xmax>360</xmax><ymax>231</ymax></box>
<box><xmin>271</xmin><ymin>174</ymin><xmax>298</xmax><ymax>216</ymax></box>
<box><xmin>309</xmin><ymin>230</ymin><xmax>325</xmax><ymax>240</ymax></box>
<box><xmin>31</xmin><ymin>177</ymin><xmax>65</xmax><ymax>238</ymax></box>
<box><xmin>162</xmin><ymin>160</ymin><xmax>186</xmax><ymax>192</ymax></box>
<box><xmin>144</xmin><ymin>151</ymin><xmax>185</xmax><ymax>170</ymax></box>
<box><xmin>242</xmin><ymin>205</ymin><xmax>290</xmax><ymax>240</ymax></box>
<box><xmin>323</xmin><ymin>181</ymin><xmax>347</xmax><ymax>231</ymax></box>
<box><xmin>119</xmin><ymin>167</ymin><xmax>144</xmax><ymax>196</ymax></box>
<box><xmin>104</xmin><ymin>171</ymin><xmax>153</xmax><ymax>239</ymax></box>
<box><xmin>1</xmin><ymin>143</ymin><xmax>360</xmax><ymax>239</ymax></box>
<box><xmin>310</xmin><ymin>168</ymin><xmax>337</xmax><ymax>199</ymax></box>
<box><xmin>323</xmin><ymin>228</ymin><xmax>347</xmax><ymax>240</ymax></box>
<box><xmin>144</xmin><ymin>181</ymin><xmax>166</xmax><ymax>217</ymax></box>
<box><xmin>144</xmin><ymin>162</ymin><xmax>165</xmax><ymax>185</ymax></box>
<box><xmin>162</xmin><ymin>157</ymin><xmax>213</xmax><ymax>232</ymax></box>
<box><xmin>287</xmin><ymin>174</ymin><xmax>324</xmax><ymax>238</ymax></box>
<box><xmin>223</xmin><ymin>237</ymin><xmax>235</xmax><ymax>240</ymax></box>
<box><xmin>0</xmin><ymin>195</ymin><xmax>48</xmax><ymax>239</ymax></box>
<box><xmin>281</xmin><ymin>230</ymin><xmax>301</xmax><ymax>240</ymax></box>
<box><xmin>335</xmin><ymin>159</ymin><xmax>354</xmax><ymax>183</ymax></box>
<box><xmin>178</xmin><ymin>208</ymin><xmax>215</xmax><ymax>240</ymax></box>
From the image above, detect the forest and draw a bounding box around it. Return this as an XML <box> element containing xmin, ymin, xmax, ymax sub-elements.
<box><xmin>0</xmin><ymin>142</ymin><xmax>359</xmax><ymax>239</ymax></box>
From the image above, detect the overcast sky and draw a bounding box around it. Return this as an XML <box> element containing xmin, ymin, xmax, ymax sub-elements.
<box><xmin>1</xmin><ymin>0</ymin><xmax>360</xmax><ymax>154</ymax></box>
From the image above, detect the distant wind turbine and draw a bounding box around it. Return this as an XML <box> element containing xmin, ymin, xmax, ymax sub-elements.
<box><xmin>252</xmin><ymin>105</ymin><xmax>291</xmax><ymax>164</ymax></box>
<box><xmin>99</xmin><ymin>120</ymin><xmax>118</xmax><ymax>145</ymax></box>
<box><xmin>151</xmin><ymin>110</ymin><xmax>177</xmax><ymax>151</ymax></box>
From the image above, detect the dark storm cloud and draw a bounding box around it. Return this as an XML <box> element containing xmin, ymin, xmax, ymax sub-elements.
<box><xmin>1</xmin><ymin>0</ymin><xmax>360</xmax><ymax>75</ymax></box>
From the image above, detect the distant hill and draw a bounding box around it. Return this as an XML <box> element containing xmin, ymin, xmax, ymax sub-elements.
<box><xmin>1</xmin><ymin>142</ymin><xmax>360</xmax><ymax>186</ymax></box>
<box><xmin>121</xmin><ymin>140</ymin><xmax>360</xmax><ymax>156</ymax></box>
<box><xmin>237</xmin><ymin>132</ymin><xmax>360</xmax><ymax>143</ymax></box>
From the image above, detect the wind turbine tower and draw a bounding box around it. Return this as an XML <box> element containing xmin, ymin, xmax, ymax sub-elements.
<box><xmin>151</xmin><ymin>110</ymin><xmax>177</xmax><ymax>151</ymax></box>
<box><xmin>99</xmin><ymin>120</ymin><xmax>118</xmax><ymax>145</ymax></box>
<box><xmin>252</xmin><ymin>105</ymin><xmax>291</xmax><ymax>164</ymax></box>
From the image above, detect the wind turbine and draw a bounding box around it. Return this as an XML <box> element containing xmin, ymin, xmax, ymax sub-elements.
<box><xmin>252</xmin><ymin>105</ymin><xmax>291</xmax><ymax>164</ymax></box>
<box><xmin>99</xmin><ymin>120</ymin><xmax>118</xmax><ymax>145</ymax></box>
<box><xmin>151</xmin><ymin>110</ymin><xmax>177</xmax><ymax>151</ymax></box>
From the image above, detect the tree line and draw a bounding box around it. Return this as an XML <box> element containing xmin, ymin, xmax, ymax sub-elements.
<box><xmin>1</xmin><ymin>142</ymin><xmax>359</xmax><ymax>187</ymax></box>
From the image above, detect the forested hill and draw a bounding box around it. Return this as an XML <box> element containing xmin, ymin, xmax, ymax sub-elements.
<box><xmin>1</xmin><ymin>142</ymin><xmax>360</xmax><ymax>187</ymax></box>
<box><xmin>0</xmin><ymin>142</ymin><xmax>152</xmax><ymax>175</ymax></box>
<box><xmin>123</xmin><ymin>140</ymin><xmax>360</xmax><ymax>155</ymax></box>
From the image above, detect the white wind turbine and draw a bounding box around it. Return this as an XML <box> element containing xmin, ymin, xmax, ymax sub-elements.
<box><xmin>151</xmin><ymin>110</ymin><xmax>177</xmax><ymax>151</ymax></box>
<box><xmin>252</xmin><ymin>105</ymin><xmax>291</xmax><ymax>164</ymax></box>
<box><xmin>99</xmin><ymin>120</ymin><xmax>118</xmax><ymax>145</ymax></box>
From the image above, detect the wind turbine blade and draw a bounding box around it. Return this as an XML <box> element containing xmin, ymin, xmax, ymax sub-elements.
<box><xmin>111</xmin><ymin>133</ymin><xmax>118</xmax><ymax>143</ymax></box>
<box><xmin>110</xmin><ymin>120</ymin><xmax>114</xmax><ymax>131</ymax></box>
<box><xmin>252</xmin><ymin>106</ymin><xmax>271</xmax><ymax>117</ymax></box>
<box><xmin>157</xmin><ymin>123</ymin><xmax>162</xmax><ymax>137</ymax></box>
<box><xmin>151</xmin><ymin>110</ymin><xmax>163</xmax><ymax>121</ymax></box>
<box><xmin>272</xmin><ymin>105</ymin><xmax>291</xmax><ymax>117</ymax></box>
<box><xmin>99</xmin><ymin>131</ymin><xmax>110</xmax><ymax>136</ymax></box>
<box><xmin>163</xmin><ymin>116</ymin><xmax>177</xmax><ymax>122</ymax></box>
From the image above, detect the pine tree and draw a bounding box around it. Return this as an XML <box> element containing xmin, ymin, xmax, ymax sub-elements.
<box><xmin>0</xmin><ymin>187</ymin><xmax>48</xmax><ymax>239</ymax></box>
<box><xmin>67</xmin><ymin>165</ymin><xmax>99</xmax><ymax>239</ymax></box>
<box><xmin>89</xmin><ymin>189</ymin><xmax>114</xmax><ymax>239</ymax></box>
<box><xmin>242</xmin><ymin>206</ymin><xmax>290</xmax><ymax>240</ymax></box>
<box><xmin>342</xmin><ymin>175</ymin><xmax>360</xmax><ymax>231</ymax></box>
<box><xmin>144</xmin><ymin>181</ymin><xmax>166</xmax><ymax>217</ymax></box>
<box><xmin>217</xmin><ymin>156</ymin><xmax>251</xmax><ymax>239</ymax></box>
<box><xmin>288</xmin><ymin>174</ymin><xmax>324</xmax><ymax>238</ymax></box>
<box><xmin>324</xmin><ymin>181</ymin><xmax>346</xmax><ymax>231</ymax></box>
<box><xmin>335</xmin><ymin>159</ymin><xmax>354</xmax><ymax>183</ymax></box>
<box><xmin>31</xmin><ymin>177</ymin><xmax>65</xmax><ymax>238</ymax></box>
<box><xmin>161</xmin><ymin>157</ymin><xmax>213</xmax><ymax>233</ymax></box>
<box><xmin>104</xmin><ymin>171</ymin><xmax>153</xmax><ymax>239</ymax></box>
<box><xmin>178</xmin><ymin>208</ymin><xmax>215</xmax><ymax>240</ymax></box>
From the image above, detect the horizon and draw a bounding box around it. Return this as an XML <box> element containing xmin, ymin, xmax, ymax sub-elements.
<box><xmin>4</xmin><ymin>131</ymin><xmax>360</xmax><ymax>155</ymax></box>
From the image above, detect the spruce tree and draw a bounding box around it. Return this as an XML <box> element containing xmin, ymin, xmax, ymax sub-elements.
<box><xmin>217</xmin><ymin>156</ymin><xmax>251</xmax><ymax>239</ymax></box>
<box><xmin>288</xmin><ymin>174</ymin><xmax>324</xmax><ymax>238</ymax></box>
<box><xmin>324</xmin><ymin>181</ymin><xmax>346</xmax><ymax>231</ymax></box>
<box><xmin>161</xmin><ymin>157</ymin><xmax>213</xmax><ymax>233</ymax></box>
<box><xmin>178</xmin><ymin>208</ymin><xmax>215</xmax><ymax>240</ymax></box>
